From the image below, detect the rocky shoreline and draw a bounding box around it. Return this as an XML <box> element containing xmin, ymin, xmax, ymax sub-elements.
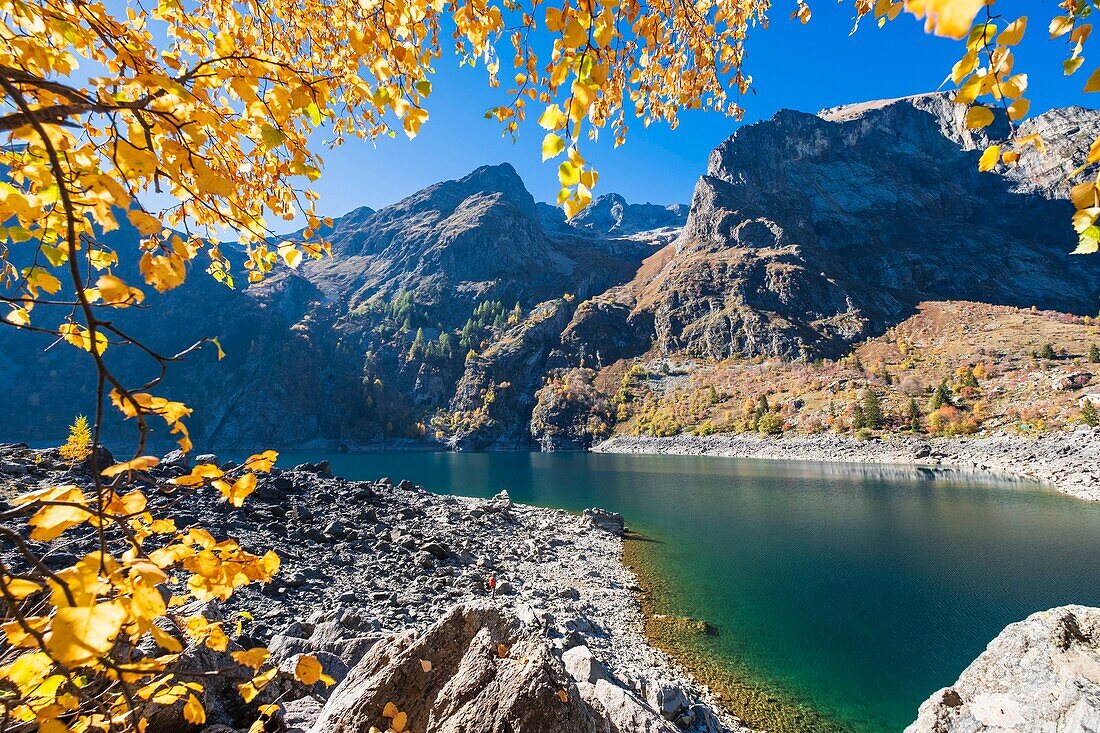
<box><xmin>593</xmin><ymin>428</ymin><xmax>1100</xmax><ymax>502</ymax></box>
<box><xmin>0</xmin><ymin>443</ymin><xmax>741</xmax><ymax>733</ymax></box>
<box><xmin>5</xmin><ymin>439</ymin><xmax>1099</xmax><ymax>733</ymax></box>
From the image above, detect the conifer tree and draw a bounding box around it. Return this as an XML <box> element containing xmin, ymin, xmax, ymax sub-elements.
<box><xmin>1083</xmin><ymin>400</ymin><xmax>1100</xmax><ymax>427</ymax></box>
<box><xmin>58</xmin><ymin>415</ymin><xmax>92</xmax><ymax>462</ymax></box>
<box><xmin>862</xmin><ymin>389</ymin><xmax>885</xmax><ymax>429</ymax></box>
<box><xmin>930</xmin><ymin>381</ymin><xmax>952</xmax><ymax>410</ymax></box>
<box><xmin>852</xmin><ymin>402</ymin><xmax>867</xmax><ymax>430</ymax></box>
<box><xmin>908</xmin><ymin>398</ymin><xmax>923</xmax><ymax>433</ymax></box>
<box><xmin>408</xmin><ymin>327</ymin><xmax>426</xmax><ymax>360</ymax></box>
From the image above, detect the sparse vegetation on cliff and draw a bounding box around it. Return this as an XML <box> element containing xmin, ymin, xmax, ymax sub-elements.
<box><xmin>606</xmin><ymin>302</ymin><xmax>1100</xmax><ymax>441</ymax></box>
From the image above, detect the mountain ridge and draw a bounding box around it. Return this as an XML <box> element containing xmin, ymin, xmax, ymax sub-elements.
<box><xmin>2</xmin><ymin>92</ymin><xmax>1098</xmax><ymax>450</ymax></box>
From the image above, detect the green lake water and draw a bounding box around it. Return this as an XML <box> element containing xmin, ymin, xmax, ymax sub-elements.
<box><xmin>253</xmin><ymin>450</ymin><xmax>1100</xmax><ymax>733</ymax></box>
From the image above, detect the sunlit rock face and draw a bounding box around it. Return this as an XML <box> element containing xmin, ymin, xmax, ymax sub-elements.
<box><xmin>623</xmin><ymin>93</ymin><xmax>1100</xmax><ymax>361</ymax></box>
<box><xmin>906</xmin><ymin>605</ymin><xmax>1100</xmax><ymax>733</ymax></box>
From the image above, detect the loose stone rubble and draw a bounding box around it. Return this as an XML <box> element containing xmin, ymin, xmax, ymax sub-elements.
<box><xmin>0</xmin><ymin>443</ymin><xmax>740</xmax><ymax>733</ymax></box>
<box><xmin>595</xmin><ymin>428</ymin><xmax>1100</xmax><ymax>502</ymax></box>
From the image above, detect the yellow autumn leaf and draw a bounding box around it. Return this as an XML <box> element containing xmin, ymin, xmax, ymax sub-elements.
<box><xmin>905</xmin><ymin>0</ymin><xmax>985</xmax><ymax>39</ymax></box>
<box><xmin>6</xmin><ymin>307</ymin><xmax>30</xmax><ymax>327</ymax></box>
<box><xmin>1016</xmin><ymin>132</ymin><xmax>1046</xmax><ymax>152</ymax></box>
<box><xmin>27</xmin><ymin>485</ymin><xmax>88</xmax><ymax>541</ymax></box>
<box><xmin>951</xmin><ymin>51</ymin><xmax>977</xmax><ymax>85</ymax></box>
<box><xmin>4</xmin><ymin>616</ymin><xmax>49</xmax><ymax>648</ymax></box>
<box><xmin>542</xmin><ymin>133</ymin><xmax>565</xmax><ymax>161</ymax></box>
<box><xmin>59</xmin><ymin>323</ymin><xmax>108</xmax><ymax>355</ymax></box>
<box><xmin>89</xmin><ymin>249</ymin><xmax>118</xmax><ymax>270</ymax></box>
<box><xmin>1050</xmin><ymin>15</ymin><xmax>1075</xmax><ymax>39</ymax></box>
<box><xmin>140</xmin><ymin>251</ymin><xmax>187</xmax><ymax>293</ymax></box>
<box><xmin>238</xmin><ymin>668</ymin><xmax>278</xmax><ymax>703</ymax></box>
<box><xmin>1001</xmin><ymin>73</ymin><xmax>1028</xmax><ymax>99</ymax></box>
<box><xmin>205</xmin><ymin>623</ymin><xmax>229</xmax><ymax>652</ymax></box>
<box><xmin>392</xmin><ymin>711</ymin><xmax>408</xmax><ymax>732</ymax></box>
<box><xmin>954</xmin><ymin>74</ymin><xmax>983</xmax><ymax>105</ymax></box>
<box><xmin>420</xmin><ymin>659</ymin><xmax>432</xmax><ymax>672</ymax></box>
<box><xmin>183</xmin><ymin>694</ymin><xmax>206</xmax><ymax>725</ymax></box>
<box><xmin>1074</xmin><ymin>232</ymin><xmax>1100</xmax><ymax>254</ymax></box>
<box><xmin>295</xmin><ymin>655</ymin><xmax>323</xmax><ymax>684</ymax></box>
<box><xmin>383</xmin><ymin>701</ymin><xmax>399</xmax><ymax>718</ymax></box>
<box><xmin>231</xmin><ymin>647</ymin><xmax>271</xmax><ymax>670</ymax></box>
<box><xmin>1007</xmin><ymin>98</ymin><xmax>1029</xmax><ymax>121</ymax></box>
<box><xmin>538</xmin><ymin>104</ymin><xmax>567</xmax><ymax>131</ymax></box>
<box><xmin>22</xmin><ymin>266</ymin><xmax>62</xmax><ymax>296</ymax></box>
<box><xmin>1</xmin><ymin>577</ymin><xmax>42</xmax><ymax>600</ymax></box>
<box><xmin>244</xmin><ymin>450</ymin><xmax>278</xmax><ymax>472</ymax></box>
<box><xmin>212</xmin><ymin>472</ymin><xmax>257</xmax><ymax>507</ymax></box>
<box><xmin>978</xmin><ymin>145</ymin><xmax>1000</xmax><ymax>172</ymax></box>
<box><xmin>403</xmin><ymin>107</ymin><xmax>429</xmax><ymax>139</ymax></box>
<box><xmin>964</xmin><ymin>105</ymin><xmax>995</xmax><ymax>129</ymax></box>
<box><xmin>102</xmin><ymin>456</ymin><xmax>160</xmax><ymax>477</ymax></box>
<box><xmin>97</xmin><ymin>274</ymin><xmax>144</xmax><ymax>307</ymax></box>
<box><xmin>563</xmin><ymin>17</ymin><xmax>586</xmax><ymax>49</ymax></box>
<box><xmin>295</xmin><ymin>654</ymin><xmax>335</xmax><ymax>686</ymax></box>
<box><xmin>997</xmin><ymin>16</ymin><xmax>1026</xmax><ymax>46</ymax></box>
<box><xmin>558</xmin><ymin>161</ymin><xmax>581</xmax><ymax>187</ymax></box>
<box><xmin>545</xmin><ymin>6</ymin><xmax>565</xmax><ymax>31</ymax></box>
<box><xmin>1073</xmin><ymin>207</ymin><xmax>1100</xmax><ymax>233</ymax></box>
<box><xmin>47</xmin><ymin>601</ymin><xmax>127</xmax><ymax>666</ymax></box>
<box><xmin>282</xmin><ymin>246</ymin><xmax>303</xmax><ymax>269</ymax></box>
<box><xmin>1085</xmin><ymin>67</ymin><xmax>1100</xmax><ymax>93</ymax></box>
<box><xmin>127</xmin><ymin>210</ymin><xmax>164</xmax><ymax>236</ymax></box>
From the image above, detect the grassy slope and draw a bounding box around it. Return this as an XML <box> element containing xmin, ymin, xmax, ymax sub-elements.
<box><xmin>604</xmin><ymin>301</ymin><xmax>1100</xmax><ymax>438</ymax></box>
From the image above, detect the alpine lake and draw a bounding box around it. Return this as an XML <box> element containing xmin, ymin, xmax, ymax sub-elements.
<box><xmin>243</xmin><ymin>450</ymin><xmax>1100</xmax><ymax>733</ymax></box>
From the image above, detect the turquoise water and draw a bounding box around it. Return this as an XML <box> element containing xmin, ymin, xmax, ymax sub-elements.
<box><xmin>251</xmin><ymin>450</ymin><xmax>1100</xmax><ymax>732</ymax></box>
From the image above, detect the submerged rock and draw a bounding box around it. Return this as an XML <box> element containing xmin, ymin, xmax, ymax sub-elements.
<box><xmin>581</xmin><ymin>508</ymin><xmax>626</xmax><ymax>536</ymax></box>
<box><xmin>906</xmin><ymin>605</ymin><xmax>1100</xmax><ymax>733</ymax></box>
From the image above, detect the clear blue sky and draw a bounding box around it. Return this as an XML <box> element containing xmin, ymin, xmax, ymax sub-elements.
<box><xmin>305</xmin><ymin>0</ymin><xmax>1088</xmax><ymax>221</ymax></box>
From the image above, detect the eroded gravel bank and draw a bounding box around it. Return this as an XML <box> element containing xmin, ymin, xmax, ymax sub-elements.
<box><xmin>594</xmin><ymin>429</ymin><xmax>1100</xmax><ymax>502</ymax></box>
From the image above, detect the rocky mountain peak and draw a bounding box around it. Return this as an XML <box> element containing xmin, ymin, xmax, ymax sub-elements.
<box><xmin>561</xmin><ymin>95</ymin><xmax>1100</xmax><ymax>365</ymax></box>
<box><xmin>538</xmin><ymin>193</ymin><xmax>687</xmax><ymax>237</ymax></box>
<box><xmin>321</xmin><ymin>162</ymin><xmax>540</xmax><ymax>259</ymax></box>
<box><xmin>817</xmin><ymin>91</ymin><xmax>1010</xmax><ymax>150</ymax></box>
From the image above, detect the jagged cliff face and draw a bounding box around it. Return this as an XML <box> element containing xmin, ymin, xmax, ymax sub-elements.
<box><xmin>4</xmin><ymin>94</ymin><xmax>1100</xmax><ymax>449</ymax></box>
<box><xmin>564</xmin><ymin>93</ymin><xmax>1100</xmax><ymax>363</ymax></box>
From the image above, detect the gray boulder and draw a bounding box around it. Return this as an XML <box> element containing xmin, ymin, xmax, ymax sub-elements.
<box><xmin>563</xmin><ymin>645</ymin><xmax>613</xmax><ymax>685</ymax></box>
<box><xmin>586</xmin><ymin>679</ymin><xmax>677</xmax><ymax>733</ymax></box>
<box><xmin>581</xmin><ymin>508</ymin><xmax>626</xmax><ymax>536</ymax></box>
<box><xmin>161</xmin><ymin>449</ymin><xmax>190</xmax><ymax>469</ymax></box>
<box><xmin>310</xmin><ymin>601</ymin><xmax>599</xmax><ymax>733</ymax></box>
<box><xmin>906</xmin><ymin>605</ymin><xmax>1100</xmax><ymax>733</ymax></box>
<box><xmin>642</xmin><ymin>680</ymin><xmax>691</xmax><ymax>722</ymax></box>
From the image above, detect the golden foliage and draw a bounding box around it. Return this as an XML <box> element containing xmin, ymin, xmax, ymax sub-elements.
<box><xmin>57</xmin><ymin>415</ymin><xmax>92</xmax><ymax>463</ymax></box>
<box><xmin>1</xmin><ymin>0</ymin><xmax>1097</xmax><ymax>731</ymax></box>
<box><xmin>0</xmin><ymin>450</ymin><xmax>284</xmax><ymax>731</ymax></box>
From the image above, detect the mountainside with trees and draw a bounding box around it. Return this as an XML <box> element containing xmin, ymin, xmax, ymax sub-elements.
<box><xmin>3</xmin><ymin>96</ymin><xmax>1100</xmax><ymax>451</ymax></box>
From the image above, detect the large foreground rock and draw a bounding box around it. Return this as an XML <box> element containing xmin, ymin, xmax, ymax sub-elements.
<box><xmin>906</xmin><ymin>605</ymin><xmax>1100</xmax><ymax>733</ymax></box>
<box><xmin>310</xmin><ymin>601</ymin><xmax>600</xmax><ymax>733</ymax></box>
